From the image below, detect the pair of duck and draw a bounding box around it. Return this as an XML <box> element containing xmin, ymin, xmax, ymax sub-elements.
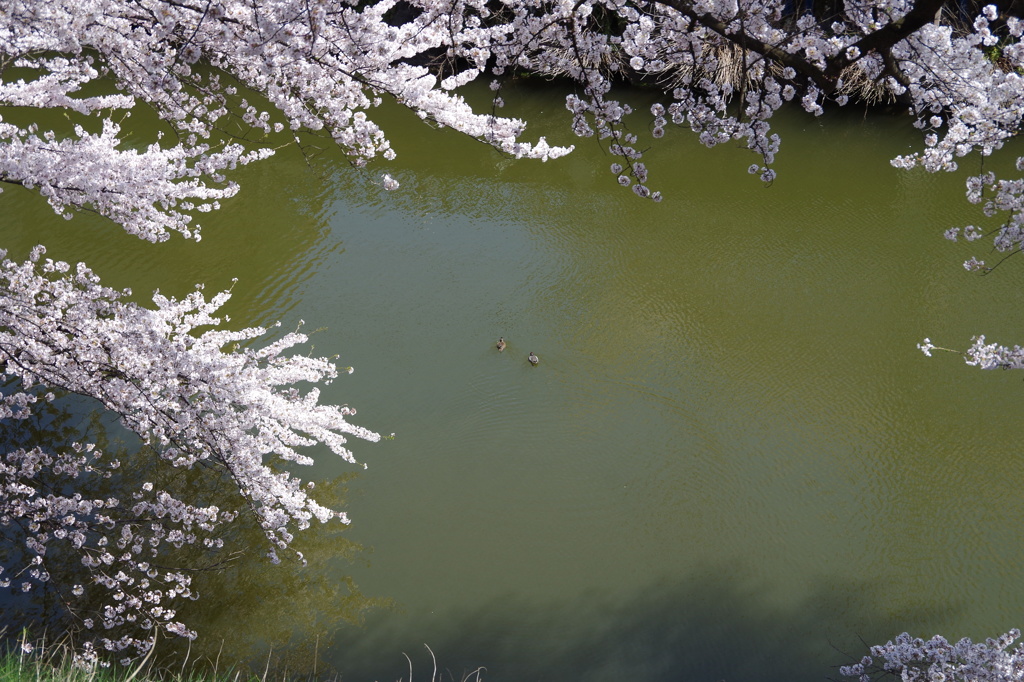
<box><xmin>496</xmin><ymin>337</ymin><xmax>538</xmax><ymax>365</ymax></box>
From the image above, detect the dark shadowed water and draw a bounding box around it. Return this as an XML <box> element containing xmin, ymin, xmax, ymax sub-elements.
<box><xmin>4</xmin><ymin>84</ymin><xmax>1024</xmax><ymax>682</ymax></box>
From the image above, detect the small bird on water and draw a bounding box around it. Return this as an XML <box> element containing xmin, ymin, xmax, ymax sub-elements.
<box><xmin>528</xmin><ymin>351</ymin><xmax>539</xmax><ymax>366</ymax></box>
<box><xmin>496</xmin><ymin>337</ymin><xmax>506</xmax><ymax>352</ymax></box>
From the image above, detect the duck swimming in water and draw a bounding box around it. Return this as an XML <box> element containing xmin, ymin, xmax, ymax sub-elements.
<box><xmin>496</xmin><ymin>337</ymin><xmax>506</xmax><ymax>352</ymax></box>
<box><xmin>528</xmin><ymin>351</ymin><xmax>539</xmax><ymax>366</ymax></box>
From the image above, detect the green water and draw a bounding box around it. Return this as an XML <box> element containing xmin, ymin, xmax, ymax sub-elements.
<box><xmin>4</xmin><ymin>84</ymin><xmax>1024</xmax><ymax>682</ymax></box>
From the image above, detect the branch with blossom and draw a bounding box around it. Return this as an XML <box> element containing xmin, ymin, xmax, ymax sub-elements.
<box><xmin>0</xmin><ymin>245</ymin><xmax>378</xmax><ymax>657</ymax></box>
<box><xmin>840</xmin><ymin>630</ymin><xmax>1024</xmax><ymax>682</ymax></box>
<box><xmin>919</xmin><ymin>335</ymin><xmax>1024</xmax><ymax>370</ymax></box>
<box><xmin>2</xmin><ymin>0</ymin><xmax>1024</xmax><ymax>220</ymax></box>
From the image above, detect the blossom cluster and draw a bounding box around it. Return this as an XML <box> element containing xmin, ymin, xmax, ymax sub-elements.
<box><xmin>841</xmin><ymin>631</ymin><xmax>1024</xmax><ymax>682</ymax></box>
<box><xmin>395</xmin><ymin>0</ymin><xmax>1024</xmax><ymax>206</ymax></box>
<box><xmin>2</xmin><ymin>0</ymin><xmax>1022</xmax><ymax>218</ymax></box>
<box><xmin>0</xmin><ymin>246</ymin><xmax>378</xmax><ymax>656</ymax></box>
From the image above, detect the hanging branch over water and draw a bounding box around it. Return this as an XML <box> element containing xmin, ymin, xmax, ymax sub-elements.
<box><xmin>0</xmin><ymin>245</ymin><xmax>379</xmax><ymax>658</ymax></box>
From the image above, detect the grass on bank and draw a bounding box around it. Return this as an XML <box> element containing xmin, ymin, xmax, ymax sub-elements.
<box><xmin>1</xmin><ymin>643</ymin><xmax>250</xmax><ymax>682</ymax></box>
<box><xmin>0</xmin><ymin>637</ymin><xmax>485</xmax><ymax>682</ymax></box>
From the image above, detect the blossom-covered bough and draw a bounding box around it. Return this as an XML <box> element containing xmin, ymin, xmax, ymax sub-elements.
<box><xmin>0</xmin><ymin>245</ymin><xmax>381</xmax><ymax>657</ymax></box>
<box><xmin>840</xmin><ymin>630</ymin><xmax>1024</xmax><ymax>682</ymax></box>
<box><xmin>2</xmin><ymin>0</ymin><xmax>1024</xmax><ymax>664</ymax></box>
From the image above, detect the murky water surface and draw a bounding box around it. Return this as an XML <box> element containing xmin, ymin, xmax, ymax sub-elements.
<box><xmin>4</xmin><ymin>85</ymin><xmax>1024</xmax><ymax>682</ymax></box>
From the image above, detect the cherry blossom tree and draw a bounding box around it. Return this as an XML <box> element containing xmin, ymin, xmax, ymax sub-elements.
<box><xmin>3</xmin><ymin>0</ymin><xmax>1024</xmax><ymax>662</ymax></box>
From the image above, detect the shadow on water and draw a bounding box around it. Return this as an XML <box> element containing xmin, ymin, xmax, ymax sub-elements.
<box><xmin>330</xmin><ymin>567</ymin><xmax>955</xmax><ymax>682</ymax></box>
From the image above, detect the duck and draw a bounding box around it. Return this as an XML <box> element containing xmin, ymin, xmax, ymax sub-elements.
<box><xmin>528</xmin><ymin>351</ymin><xmax>539</xmax><ymax>366</ymax></box>
<box><xmin>496</xmin><ymin>337</ymin><xmax>506</xmax><ymax>352</ymax></box>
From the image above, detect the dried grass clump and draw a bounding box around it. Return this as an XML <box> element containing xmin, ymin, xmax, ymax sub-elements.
<box><xmin>836</xmin><ymin>63</ymin><xmax>897</xmax><ymax>104</ymax></box>
<box><xmin>538</xmin><ymin>34</ymin><xmax>898</xmax><ymax>108</ymax></box>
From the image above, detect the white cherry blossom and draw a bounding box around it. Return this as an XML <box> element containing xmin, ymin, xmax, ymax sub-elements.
<box><xmin>1</xmin><ymin>246</ymin><xmax>378</xmax><ymax>655</ymax></box>
<box><xmin>842</xmin><ymin>630</ymin><xmax>1024</xmax><ymax>682</ymax></box>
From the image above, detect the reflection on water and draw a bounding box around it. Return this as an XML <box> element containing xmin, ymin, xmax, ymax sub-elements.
<box><xmin>5</xmin><ymin>85</ymin><xmax>1024</xmax><ymax>681</ymax></box>
<box><xmin>164</xmin><ymin>477</ymin><xmax>393</xmax><ymax>676</ymax></box>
